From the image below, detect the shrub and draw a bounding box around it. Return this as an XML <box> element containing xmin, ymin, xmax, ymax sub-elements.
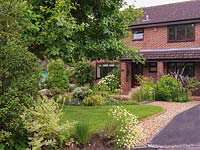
<box><xmin>129</xmin><ymin>87</ymin><xmax>142</xmax><ymax>102</ymax></box>
<box><xmin>156</xmin><ymin>75</ymin><xmax>181</xmax><ymax>101</ymax></box>
<box><xmin>121</xmin><ymin>99</ymin><xmax>137</xmax><ymax>105</ymax></box>
<box><xmin>104</xmin><ymin>98</ymin><xmax>121</xmax><ymax>106</ymax></box>
<box><xmin>108</xmin><ymin>67</ymin><xmax>121</xmax><ymax>82</ymax></box>
<box><xmin>0</xmin><ymin>41</ymin><xmax>40</xmax><ymax>148</ymax></box>
<box><xmin>175</xmin><ymin>93</ymin><xmax>191</xmax><ymax>102</ymax></box>
<box><xmin>107</xmin><ymin>106</ymin><xmax>142</xmax><ymax>149</ymax></box>
<box><xmin>74</xmin><ymin>122</ymin><xmax>90</xmax><ymax>144</ymax></box>
<box><xmin>136</xmin><ymin>75</ymin><xmax>156</xmax><ymax>101</ymax></box>
<box><xmin>56</xmin><ymin>93</ymin><xmax>73</xmax><ymax>105</ymax></box>
<box><xmin>103</xmin><ymin>119</ymin><xmax>120</xmax><ymax>141</ymax></box>
<box><xmin>184</xmin><ymin>77</ymin><xmax>200</xmax><ymax>93</ymax></box>
<box><xmin>0</xmin><ymin>144</ymin><xmax>5</xmax><ymax>150</ymax></box>
<box><xmin>91</xmin><ymin>84</ymin><xmax>110</xmax><ymax>97</ymax></box>
<box><xmin>73</xmin><ymin>61</ymin><xmax>94</xmax><ymax>86</ymax></box>
<box><xmin>83</xmin><ymin>95</ymin><xmax>105</xmax><ymax>106</ymax></box>
<box><xmin>46</xmin><ymin>59</ymin><xmax>69</xmax><ymax>89</ymax></box>
<box><xmin>98</xmin><ymin>74</ymin><xmax>120</xmax><ymax>93</ymax></box>
<box><xmin>48</xmin><ymin>88</ymin><xmax>65</xmax><ymax>97</ymax></box>
<box><xmin>72</xmin><ymin>86</ymin><xmax>92</xmax><ymax>104</ymax></box>
<box><xmin>21</xmin><ymin>96</ymin><xmax>75</xmax><ymax>150</ymax></box>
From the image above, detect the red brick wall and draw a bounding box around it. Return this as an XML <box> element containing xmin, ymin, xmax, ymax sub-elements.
<box><xmin>143</xmin><ymin>65</ymin><xmax>157</xmax><ymax>81</ymax></box>
<box><xmin>127</xmin><ymin>23</ymin><xmax>200</xmax><ymax>49</ymax></box>
<box><xmin>143</xmin><ymin>62</ymin><xmax>167</xmax><ymax>81</ymax></box>
<box><xmin>195</xmin><ymin>62</ymin><xmax>200</xmax><ymax>80</ymax></box>
<box><xmin>121</xmin><ymin>62</ymin><xmax>132</xmax><ymax>95</ymax></box>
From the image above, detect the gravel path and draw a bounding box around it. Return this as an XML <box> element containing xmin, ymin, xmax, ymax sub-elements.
<box><xmin>137</xmin><ymin>101</ymin><xmax>200</xmax><ymax>146</ymax></box>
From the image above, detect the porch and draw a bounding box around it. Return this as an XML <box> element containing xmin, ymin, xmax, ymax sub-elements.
<box><xmin>120</xmin><ymin>47</ymin><xmax>200</xmax><ymax>95</ymax></box>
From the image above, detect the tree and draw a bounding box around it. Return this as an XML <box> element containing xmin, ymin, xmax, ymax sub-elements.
<box><xmin>70</xmin><ymin>0</ymin><xmax>143</xmax><ymax>61</ymax></box>
<box><xmin>0</xmin><ymin>0</ymin><xmax>28</xmax><ymax>44</ymax></box>
<box><xmin>22</xmin><ymin>0</ymin><xmax>80</xmax><ymax>62</ymax></box>
<box><xmin>0</xmin><ymin>0</ymin><xmax>40</xmax><ymax>148</ymax></box>
<box><xmin>22</xmin><ymin>0</ymin><xmax>143</xmax><ymax>62</ymax></box>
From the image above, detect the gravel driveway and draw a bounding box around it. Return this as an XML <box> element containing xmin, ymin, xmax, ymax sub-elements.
<box><xmin>137</xmin><ymin>101</ymin><xmax>200</xmax><ymax>146</ymax></box>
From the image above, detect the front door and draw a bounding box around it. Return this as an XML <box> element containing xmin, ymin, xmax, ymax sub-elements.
<box><xmin>132</xmin><ymin>63</ymin><xmax>143</xmax><ymax>87</ymax></box>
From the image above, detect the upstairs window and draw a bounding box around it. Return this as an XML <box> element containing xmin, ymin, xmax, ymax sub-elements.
<box><xmin>132</xmin><ymin>29</ymin><xmax>144</xmax><ymax>40</ymax></box>
<box><xmin>96</xmin><ymin>63</ymin><xmax>119</xmax><ymax>79</ymax></box>
<box><xmin>168</xmin><ymin>24</ymin><xmax>195</xmax><ymax>42</ymax></box>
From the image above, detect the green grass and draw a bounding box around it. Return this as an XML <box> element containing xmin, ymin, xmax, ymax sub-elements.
<box><xmin>62</xmin><ymin>105</ymin><xmax>163</xmax><ymax>133</ymax></box>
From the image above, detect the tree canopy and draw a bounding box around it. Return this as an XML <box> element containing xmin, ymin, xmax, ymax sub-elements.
<box><xmin>0</xmin><ymin>0</ymin><xmax>40</xmax><ymax>147</ymax></box>
<box><xmin>22</xmin><ymin>0</ymin><xmax>143</xmax><ymax>62</ymax></box>
<box><xmin>71</xmin><ymin>0</ymin><xmax>142</xmax><ymax>61</ymax></box>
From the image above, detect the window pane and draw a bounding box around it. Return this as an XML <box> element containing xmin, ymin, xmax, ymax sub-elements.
<box><xmin>109</xmin><ymin>64</ymin><xmax>115</xmax><ymax>67</ymax></box>
<box><xmin>97</xmin><ymin>65</ymin><xmax>101</xmax><ymax>78</ymax></box>
<box><xmin>184</xmin><ymin>63</ymin><xmax>194</xmax><ymax>77</ymax></box>
<box><xmin>149</xmin><ymin>62</ymin><xmax>157</xmax><ymax>72</ymax></box>
<box><xmin>150</xmin><ymin>67</ymin><xmax>157</xmax><ymax>72</ymax></box>
<box><xmin>167</xmin><ymin>62</ymin><xmax>194</xmax><ymax>77</ymax></box>
<box><xmin>102</xmin><ymin>66</ymin><xmax>108</xmax><ymax>77</ymax></box>
<box><xmin>167</xmin><ymin>63</ymin><xmax>176</xmax><ymax>73</ymax></box>
<box><xmin>103</xmin><ymin>64</ymin><xmax>109</xmax><ymax>67</ymax></box>
<box><xmin>186</xmin><ymin>24</ymin><xmax>194</xmax><ymax>40</ymax></box>
<box><xmin>133</xmin><ymin>30</ymin><xmax>144</xmax><ymax>40</ymax></box>
<box><xmin>177</xmin><ymin>25</ymin><xmax>185</xmax><ymax>41</ymax></box>
<box><xmin>168</xmin><ymin>26</ymin><xmax>175</xmax><ymax>41</ymax></box>
<box><xmin>96</xmin><ymin>63</ymin><xmax>119</xmax><ymax>79</ymax></box>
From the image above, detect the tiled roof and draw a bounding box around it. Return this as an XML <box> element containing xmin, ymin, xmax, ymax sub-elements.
<box><xmin>140</xmin><ymin>47</ymin><xmax>200</xmax><ymax>60</ymax></box>
<box><xmin>129</xmin><ymin>0</ymin><xmax>200</xmax><ymax>28</ymax></box>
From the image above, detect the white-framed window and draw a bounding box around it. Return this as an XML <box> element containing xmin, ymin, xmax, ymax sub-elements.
<box><xmin>132</xmin><ymin>29</ymin><xmax>144</xmax><ymax>40</ymax></box>
<box><xmin>96</xmin><ymin>63</ymin><xmax>119</xmax><ymax>79</ymax></box>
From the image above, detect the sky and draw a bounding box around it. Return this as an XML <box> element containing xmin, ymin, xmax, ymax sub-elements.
<box><xmin>126</xmin><ymin>0</ymin><xmax>191</xmax><ymax>8</ymax></box>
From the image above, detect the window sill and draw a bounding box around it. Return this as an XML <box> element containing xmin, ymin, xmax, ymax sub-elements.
<box><xmin>132</xmin><ymin>39</ymin><xmax>144</xmax><ymax>41</ymax></box>
<box><xmin>149</xmin><ymin>71</ymin><xmax>157</xmax><ymax>73</ymax></box>
<box><xmin>168</xmin><ymin>39</ymin><xmax>195</xmax><ymax>43</ymax></box>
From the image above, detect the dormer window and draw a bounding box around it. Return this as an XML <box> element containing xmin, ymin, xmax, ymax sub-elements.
<box><xmin>168</xmin><ymin>24</ymin><xmax>195</xmax><ymax>42</ymax></box>
<box><xmin>132</xmin><ymin>29</ymin><xmax>144</xmax><ymax>41</ymax></box>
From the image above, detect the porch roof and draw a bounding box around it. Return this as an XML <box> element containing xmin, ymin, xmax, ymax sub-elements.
<box><xmin>140</xmin><ymin>47</ymin><xmax>200</xmax><ymax>61</ymax></box>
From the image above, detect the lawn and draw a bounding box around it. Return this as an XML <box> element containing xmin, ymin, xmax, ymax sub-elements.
<box><xmin>62</xmin><ymin>105</ymin><xmax>163</xmax><ymax>133</ymax></box>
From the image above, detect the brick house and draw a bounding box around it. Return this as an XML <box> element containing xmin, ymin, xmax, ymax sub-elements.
<box><xmin>93</xmin><ymin>0</ymin><xmax>200</xmax><ymax>95</ymax></box>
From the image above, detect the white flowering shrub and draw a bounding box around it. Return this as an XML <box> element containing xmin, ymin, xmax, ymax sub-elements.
<box><xmin>109</xmin><ymin>106</ymin><xmax>142</xmax><ymax>149</ymax></box>
<box><xmin>98</xmin><ymin>74</ymin><xmax>120</xmax><ymax>93</ymax></box>
<box><xmin>21</xmin><ymin>96</ymin><xmax>76</xmax><ymax>150</ymax></box>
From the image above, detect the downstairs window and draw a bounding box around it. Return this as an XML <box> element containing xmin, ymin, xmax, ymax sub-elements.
<box><xmin>167</xmin><ymin>62</ymin><xmax>194</xmax><ymax>77</ymax></box>
<box><xmin>96</xmin><ymin>63</ymin><xmax>119</xmax><ymax>79</ymax></box>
